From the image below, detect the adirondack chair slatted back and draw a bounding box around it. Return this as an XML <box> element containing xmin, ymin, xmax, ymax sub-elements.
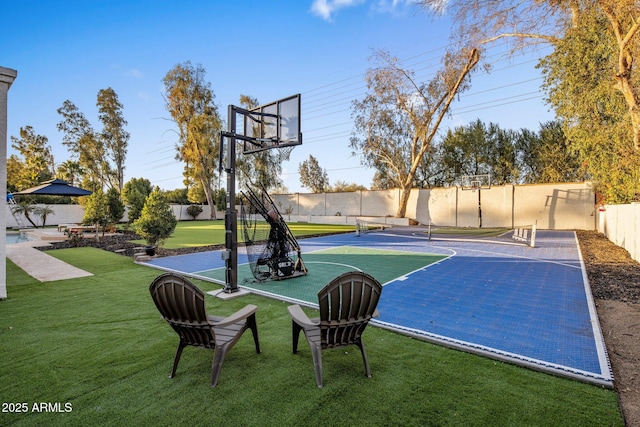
<box><xmin>318</xmin><ymin>272</ymin><xmax>382</xmax><ymax>349</ymax></box>
<box><xmin>150</xmin><ymin>274</ymin><xmax>215</xmax><ymax>349</ymax></box>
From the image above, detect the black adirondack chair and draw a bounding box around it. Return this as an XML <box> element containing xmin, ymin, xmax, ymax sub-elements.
<box><xmin>288</xmin><ymin>271</ymin><xmax>382</xmax><ymax>387</ymax></box>
<box><xmin>149</xmin><ymin>273</ymin><xmax>260</xmax><ymax>387</ymax></box>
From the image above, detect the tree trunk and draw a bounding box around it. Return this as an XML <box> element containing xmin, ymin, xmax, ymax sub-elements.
<box><xmin>629</xmin><ymin>102</ymin><xmax>640</xmax><ymax>151</ymax></box>
<box><xmin>604</xmin><ymin>4</ymin><xmax>640</xmax><ymax>150</ymax></box>
<box><xmin>23</xmin><ymin>213</ymin><xmax>38</xmax><ymax>228</ymax></box>
<box><xmin>202</xmin><ymin>184</ymin><xmax>217</xmax><ymax>220</ymax></box>
<box><xmin>614</xmin><ymin>73</ymin><xmax>640</xmax><ymax>150</ymax></box>
<box><xmin>395</xmin><ymin>184</ymin><xmax>412</xmax><ymax>218</ymax></box>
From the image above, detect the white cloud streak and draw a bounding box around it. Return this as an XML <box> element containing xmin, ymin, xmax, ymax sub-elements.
<box><xmin>128</xmin><ymin>69</ymin><xmax>144</xmax><ymax>78</ymax></box>
<box><xmin>310</xmin><ymin>0</ymin><xmax>366</xmax><ymax>21</ymax></box>
<box><xmin>371</xmin><ymin>0</ymin><xmax>414</xmax><ymax>15</ymax></box>
<box><xmin>310</xmin><ymin>0</ymin><xmax>414</xmax><ymax>21</ymax></box>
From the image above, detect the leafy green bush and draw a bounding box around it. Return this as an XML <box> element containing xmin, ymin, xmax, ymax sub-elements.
<box><xmin>83</xmin><ymin>189</ymin><xmax>108</xmax><ymax>228</ymax></box>
<box><xmin>106</xmin><ymin>187</ymin><xmax>125</xmax><ymax>224</ymax></box>
<box><xmin>214</xmin><ymin>188</ymin><xmax>227</xmax><ymax>210</ymax></box>
<box><xmin>186</xmin><ymin>204</ymin><xmax>203</xmax><ymax>220</ymax></box>
<box><xmin>132</xmin><ymin>188</ymin><xmax>177</xmax><ymax>246</ymax></box>
<box><xmin>122</xmin><ymin>177</ymin><xmax>153</xmax><ymax>223</ymax></box>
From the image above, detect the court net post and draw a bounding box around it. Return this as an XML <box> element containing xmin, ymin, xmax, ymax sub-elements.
<box><xmin>355</xmin><ymin>218</ymin><xmax>368</xmax><ymax>236</ymax></box>
<box><xmin>512</xmin><ymin>222</ymin><xmax>537</xmax><ymax>247</ymax></box>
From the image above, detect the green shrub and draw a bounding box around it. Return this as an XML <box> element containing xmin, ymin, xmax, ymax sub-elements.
<box><xmin>122</xmin><ymin>177</ymin><xmax>153</xmax><ymax>223</ymax></box>
<box><xmin>83</xmin><ymin>189</ymin><xmax>108</xmax><ymax>228</ymax></box>
<box><xmin>132</xmin><ymin>188</ymin><xmax>177</xmax><ymax>246</ymax></box>
<box><xmin>186</xmin><ymin>204</ymin><xmax>203</xmax><ymax>220</ymax></box>
<box><xmin>106</xmin><ymin>187</ymin><xmax>125</xmax><ymax>224</ymax></box>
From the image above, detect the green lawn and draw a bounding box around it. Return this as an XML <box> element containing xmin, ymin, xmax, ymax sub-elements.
<box><xmin>130</xmin><ymin>220</ymin><xmax>355</xmax><ymax>249</ymax></box>
<box><xmin>0</xmin><ymin>247</ymin><xmax>623</xmax><ymax>426</ymax></box>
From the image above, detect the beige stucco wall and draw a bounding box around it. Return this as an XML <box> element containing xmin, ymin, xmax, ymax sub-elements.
<box><xmin>272</xmin><ymin>182</ymin><xmax>596</xmax><ymax>231</ymax></box>
<box><xmin>513</xmin><ymin>182</ymin><xmax>595</xmax><ymax>230</ymax></box>
<box><xmin>600</xmin><ymin>203</ymin><xmax>640</xmax><ymax>263</ymax></box>
<box><xmin>284</xmin><ymin>190</ymin><xmax>399</xmax><ymax>217</ymax></box>
<box><xmin>6</xmin><ymin>204</ymin><xmax>222</xmax><ymax>228</ymax></box>
<box><xmin>8</xmin><ymin>184</ymin><xmax>594</xmax><ymax>232</ymax></box>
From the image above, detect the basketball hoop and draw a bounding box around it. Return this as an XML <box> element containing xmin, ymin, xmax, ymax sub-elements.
<box><xmin>248</xmin><ymin>140</ymin><xmax>296</xmax><ymax>164</ymax></box>
<box><xmin>460</xmin><ymin>174</ymin><xmax>491</xmax><ymax>229</ymax></box>
<box><xmin>460</xmin><ymin>175</ymin><xmax>490</xmax><ymax>191</ymax></box>
<box><xmin>218</xmin><ymin>93</ymin><xmax>303</xmax><ymax>294</ymax></box>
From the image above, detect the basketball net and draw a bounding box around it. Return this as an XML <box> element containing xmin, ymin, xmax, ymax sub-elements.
<box><xmin>274</xmin><ymin>144</ymin><xmax>295</xmax><ymax>163</ymax></box>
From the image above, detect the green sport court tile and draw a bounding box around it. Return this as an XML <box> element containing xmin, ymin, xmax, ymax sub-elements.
<box><xmin>197</xmin><ymin>246</ymin><xmax>447</xmax><ymax>304</ymax></box>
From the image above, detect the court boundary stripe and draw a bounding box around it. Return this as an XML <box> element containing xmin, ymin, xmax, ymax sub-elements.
<box><xmin>574</xmin><ymin>232</ymin><xmax>614</xmax><ymax>383</ymax></box>
<box><xmin>375</xmin><ymin>231</ymin><xmax>530</xmax><ymax>247</ymax></box>
<box><xmin>374</xmin><ymin>231</ymin><xmax>580</xmax><ymax>269</ymax></box>
<box><xmin>189</xmin><ymin>244</ymin><xmax>448</xmax><ymax>278</ymax></box>
<box><xmin>372</xmin><ymin>319</ymin><xmax>613</xmax><ymax>387</ymax></box>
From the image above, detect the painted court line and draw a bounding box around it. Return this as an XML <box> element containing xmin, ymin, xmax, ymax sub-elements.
<box><xmin>575</xmin><ymin>233</ymin><xmax>611</xmax><ymax>384</ymax></box>
<box><xmin>304</xmin><ymin>261</ymin><xmax>362</xmax><ymax>271</ymax></box>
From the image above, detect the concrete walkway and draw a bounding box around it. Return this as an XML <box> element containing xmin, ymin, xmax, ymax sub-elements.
<box><xmin>6</xmin><ymin>239</ymin><xmax>93</xmax><ymax>282</ymax></box>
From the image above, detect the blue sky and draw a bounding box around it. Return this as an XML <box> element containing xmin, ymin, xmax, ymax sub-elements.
<box><xmin>2</xmin><ymin>0</ymin><xmax>554</xmax><ymax>193</ymax></box>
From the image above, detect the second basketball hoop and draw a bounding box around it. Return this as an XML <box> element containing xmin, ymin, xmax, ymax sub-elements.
<box><xmin>461</xmin><ymin>174</ymin><xmax>491</xmax><ymax>228</ymax></box>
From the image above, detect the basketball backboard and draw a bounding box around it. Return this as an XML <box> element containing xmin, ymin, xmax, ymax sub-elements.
<box><xmin>461</xmin><ymin>174</ymin><xmax>491</xmax><ymax>190</ymax></box>
<box><xmin>236</xmin><ymin>93</ymin><xmax>302</xmax><ymax>154</ymax></box>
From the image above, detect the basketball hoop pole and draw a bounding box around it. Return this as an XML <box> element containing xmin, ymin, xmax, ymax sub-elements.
<box><xmin>219</xmin><ymin>104</ymin><xmax>288</xmax><ymax>292</ymax></box>
<box><xmin>477</xmin><ymin>186</ymin><xmax>482</xmax><ymax>228</ymax></box>
<box><xmin>469</xmin><ymin>180</ymin><xmax>483</xmax><ymax>228</ymax></box>
<box><xmin>220</xmin><ymin>104</ymin><xmax>239</xmax><ymax>293</ymax></box>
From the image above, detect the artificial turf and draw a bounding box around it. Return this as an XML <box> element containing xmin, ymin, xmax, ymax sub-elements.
<box><xmin>0</xmin><ymin>247</ymin><xmax>623</xmax><ymax>426</ymax></box>
<box><xmin>129</xmin><ymin>220</ymin><xmax>356</xmax><ymax>249</ymax></box>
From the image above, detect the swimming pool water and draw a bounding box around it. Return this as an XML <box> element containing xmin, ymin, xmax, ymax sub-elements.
<box><xmin>5</xmin><ymin>233</ymin><xmax>34</xmax><ymax>244</ymax></box>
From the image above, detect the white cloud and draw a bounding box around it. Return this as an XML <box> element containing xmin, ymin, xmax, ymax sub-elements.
<box><xmin>371</xmin><ymin>0</ymin><xmax>414</xmax><ymax>15</ymax></box>
<box><xmin>108</xmin><ymin>64</ymin><xmax>144</xmax><ymax>79</ymax></box>
<box><xmin>310</xmin><ymin>0</ymin><xmax>415</xmax><ymax>21</ymax></box>
<box><xmin>310</xmin><ymin>0</ymin><xmax>365</xmax><ymax>21</ymax></box>
<box><xmin>127</xmin><ymin>68</ymin><xmax>144</xmax><ymax>78</ymax></box>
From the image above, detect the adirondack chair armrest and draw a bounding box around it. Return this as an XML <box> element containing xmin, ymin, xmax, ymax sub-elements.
<box><xmin>209</xmin><ymin>304</ymin><xmax>258</xmax><ymax>328</ymax></box>
<box><xmin>287</xmin><ymin>304</ymin><xmax>318</xmax><ymax>329</ymax></box>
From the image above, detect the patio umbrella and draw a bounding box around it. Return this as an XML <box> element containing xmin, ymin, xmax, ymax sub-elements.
<box><xmin>12</xmin><ymin>179</ymin><xmax>93</xmax><ymax>197</ymax></box>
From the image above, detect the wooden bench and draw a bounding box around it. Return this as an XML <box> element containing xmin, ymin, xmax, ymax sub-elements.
<box><xmin>58</xmin><ymin>223</ymin><xmax>79</xmax><ymax>232</ymax></box>
<box><xmin>67</xmin><ymin>226</ymin><xmax>97</xmax><ymax>236</ymax></box>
